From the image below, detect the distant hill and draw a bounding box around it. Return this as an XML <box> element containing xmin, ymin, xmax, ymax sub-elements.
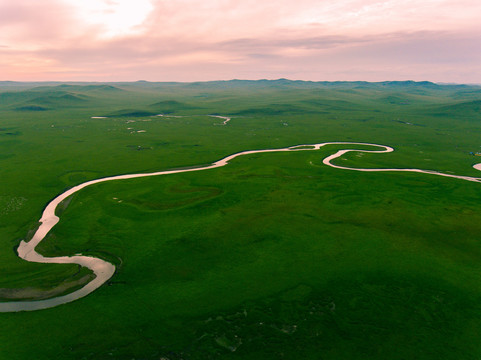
<box><xmin>2</xmin><ymin>80</ymin><xmax>480</xmax><ymax>116</ymax></box>
<box><xmin>1</xmin><ymin>79</ymin><xmax>479</xmax><ymax>93</ymax></box>
<box><xmin>30</xmin><ymin>84</ymin><xmax>124</xmax><ymax>92</ymax></box>
<box><xmin>0</xmin><ymin>84</ymin><xmax>128</xmax><ymax>111</ymax></box>
<box><xmin>105</xmin><ymin>109</ymin><xmax>157</xmax><ymax>117</ymax></box>
<box><xmin>149</xmin><ymin>100</ymin><xmax>201</xmax><ymax>114</ymax></box>
<box><xmin>300</xmin><ymin>98</ymin><xmax>361</xmax><ymax>111</ymax></box>
<box><xmin>408</xmin><ymin>98</ymin><xmax>481</xmax><ymax>119</ymax></box>
<box><xmin>378</xmin><ymin>80</ymin><xmax>438</xmax><ymax>88</ymax></box>
<box><xmin>14</xmin><ymin>105</ymin><xmax>49</xmax><ymax>111</ymax></box>
<box><xmin>378</xmin><ymin>95</ymin><xmax>413</xmax><ymax>105</ymax></box>
<box><xmin>432</xmin><ymin>100</ymin><xmax>481</xmax><ymax>117</ymax></box>
<box><xmin>231</xmin><ymin>103</ymin><xmax>325</xmax><ymax>116</ymax></box>
<box><xmin>8</xmin><ymin>91</ymin><xmax>91</xmax><ymax>111</ymax></box>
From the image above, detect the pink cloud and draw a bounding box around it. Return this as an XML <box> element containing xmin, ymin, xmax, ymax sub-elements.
<box><xmin>0</xmin><ymin>0</ymin><xmax>78</xmax><ymax>44</ymax></box>
<box><xmin>1</xmin><ymin>0</ymin><xmax>480</xmax><ymax>82</ymax></box>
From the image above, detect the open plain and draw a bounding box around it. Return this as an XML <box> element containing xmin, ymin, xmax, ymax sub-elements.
<box><xmin>1</xmin><ymin>80</ymin><xmax>481</xmax><ymax>359</ymax></box>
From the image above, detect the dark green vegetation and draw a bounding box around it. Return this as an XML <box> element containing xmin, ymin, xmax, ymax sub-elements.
<box><xmin>1</xmin><ymin>80</ymin><xmax>481</xmax><ymax>359</ymax></box>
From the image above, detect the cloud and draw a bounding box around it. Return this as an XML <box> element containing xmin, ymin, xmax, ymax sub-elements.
<box><xmin>3</xmin><ymin>29</ymin><xmax>475</xmax><ymax>81</ymax></box>
<box><xmin>0</xmin><ymin>0</ymin><xmax>78</xmax><ymax>45</ymax></box>
<box><xmin>1</xmin><ymin>0</ymin><xmax>481</xmax><ymax>82</ymax></box>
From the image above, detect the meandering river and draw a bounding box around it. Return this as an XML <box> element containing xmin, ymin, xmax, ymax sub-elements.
<box><xmin>1</xmin><ymin>142</ymin><xmax>480</xmax><ymax>312</ymax></box>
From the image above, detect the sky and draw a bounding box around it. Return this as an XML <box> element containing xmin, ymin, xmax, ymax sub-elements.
<box><xmin>0</xmin><ymin>0</ymin><xmax>480</xmax><ymax>83</ymax></box>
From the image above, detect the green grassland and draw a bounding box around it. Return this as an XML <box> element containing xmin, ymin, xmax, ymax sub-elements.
<box><xmin>1</xmin><ymin>80</ymin><xmax>481</xmax><ymax>359</ymax></box>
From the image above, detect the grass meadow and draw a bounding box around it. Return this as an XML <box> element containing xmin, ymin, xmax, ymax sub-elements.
<box><xmin>1</xmin><ymin>80</ymin><xmax>481</xmax><ymax>359</ymax></box>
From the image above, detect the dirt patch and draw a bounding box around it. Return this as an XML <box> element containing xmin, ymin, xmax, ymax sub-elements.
<box><xmin>0</xmin><ymin>274</ymin><xmax>94</xmax><ymax>301</ymax></box>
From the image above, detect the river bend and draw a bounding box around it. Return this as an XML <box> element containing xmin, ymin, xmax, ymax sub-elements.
<box><xmin>1</xmin><ymin>142</ymin><xmax>480</xmax><ymax>312</ymax></box>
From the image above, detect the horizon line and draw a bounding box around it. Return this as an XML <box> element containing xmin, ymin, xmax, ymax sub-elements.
<box><xmin>1</xmin><ymin>79</ymin><xmax>480</xmax><ymax>86</ymax></box>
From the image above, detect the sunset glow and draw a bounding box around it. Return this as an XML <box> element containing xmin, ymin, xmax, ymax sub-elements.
<box><xmin>65</xmin><ymin>0</ymin><xmax>154</xmax><ymax>38</ymax></box>
<box><xmin>0</xmin><ymin>0</ymin><xmax>480</xmax><ymax>82</ymax></box>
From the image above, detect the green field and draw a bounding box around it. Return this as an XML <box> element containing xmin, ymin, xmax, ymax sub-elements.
<box><xmin>1</xmin><ymin>80</ymin><xmax>481</xmax><ymax>359</ymax></box>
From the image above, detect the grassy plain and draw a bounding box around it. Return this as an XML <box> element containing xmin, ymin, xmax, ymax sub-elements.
<box><xmin>1</xmin><ymin>80</ymin><xmax>481</xmax><ymax>359</ymax></box>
